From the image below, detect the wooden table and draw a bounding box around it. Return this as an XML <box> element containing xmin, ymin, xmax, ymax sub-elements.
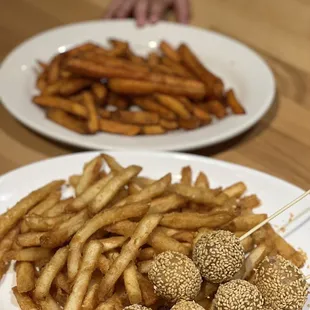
<box><xmin>1</xmin><ymin>0</ymin><xmax>310</xmax><ymax>189</ymax></box>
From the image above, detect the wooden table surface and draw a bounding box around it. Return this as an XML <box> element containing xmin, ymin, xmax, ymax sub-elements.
<box><xmin>1</xmin><ymin>0</ymin><xmax>310</xmax><ymax>189</ymax></box>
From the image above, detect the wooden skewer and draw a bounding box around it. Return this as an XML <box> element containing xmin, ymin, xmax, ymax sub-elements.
<box><xmin>240</xmin><ymin>189</ymin><xmax>310</xmax><ymax>241</ymax></box>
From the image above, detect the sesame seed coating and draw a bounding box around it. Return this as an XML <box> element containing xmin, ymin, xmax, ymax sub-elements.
<box><xmin>171</xmin><ymin>300</ymin><xmax>205</xmax><ymax>310</ymax></box>
<box><xmin>253</xmin><ymin>255</ymin><xmax>308</xmax><ymax>310</ymax></box>
<box><xmin>213</xmin><ymin>279</ymin><xmax>264</xmax><ymax>310</ymax></box>
<box><xmin>192</xmin><ymin>230</ymin><xmax>244</xmax><ymax>283</ymax></box>
<box><xmin>148</xmin><ymin>251</ymin><xmax>202</xmax><ymax>303</ymax></box>
<box><xmin>123</xmin><ymin>305</ymin><xmax>151</xmax><ymax>310</ymax></box>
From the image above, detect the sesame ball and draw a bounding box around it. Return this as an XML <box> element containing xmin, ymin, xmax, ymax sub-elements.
<box><xmin>148</xmin><ymin>251</ymin><xmax>202</xmax><ymax>303</ymax></box>
<box><xmin>123</xmin><ymin>305</ymin><xmax>151</xmax><ymax>310</ymax></box>
<box><xmin>192</xmin><ymin>230</ymin><xmax>244</xmax><ymax>283</ymax></box>
<box><xmin>213</xmin><ymin>279</ymin><xmax>264</xmax><ymax>310</ymax></box>
<box><xmin>171</xmin><ymin>300</ymin><xmax>205</xmax><ymax>310</ymax></box>
<box><xmin>253</xmin><ymin>255</ymin><xmax>308</xmax><ymax>310</ymax></box>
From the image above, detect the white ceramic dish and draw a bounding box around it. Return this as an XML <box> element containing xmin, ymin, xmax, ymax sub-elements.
<box><xmin>0</xmin><ymin>151</ymin><xmax>309</xmax><ymax>308</ymax></box>
<box><xmin>0</xmin><ymin>20</ymin><xmax>275</xmax><ymax>151</ymax></box>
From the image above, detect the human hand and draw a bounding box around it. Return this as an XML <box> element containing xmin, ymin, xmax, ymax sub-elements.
<box><xmin>104</xmin><ymin>0</ymin><xmax>190</xmax><ymax>27</ymax></box>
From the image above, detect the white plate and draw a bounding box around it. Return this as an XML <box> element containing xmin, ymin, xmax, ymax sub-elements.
<box><xmin>0</xmin><ymin>151</ymin><xmax>309</xmax><ymax>309</ymax></box>
<box><xmin>0</xmin><ymin>20</ymin><xmax>275</xmax><ymax>151</ymax></box>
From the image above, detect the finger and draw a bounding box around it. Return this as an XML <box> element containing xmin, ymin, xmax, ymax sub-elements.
<box><xmin>174</xmin><ymin>0</ymin><xmax>190</xmax><ymax>23</ymax></box>
<box><xmin>134</xmin><ymin>0</ymin><xmax>149</xmax><ymax>27</ymax></box>
<box><xmin>149</xmin><ymin>0</ymin><xmax>171</xmax><ymax>23</ymax></box>
<box><xmin>116</xmin><ymin>0</ymin><xmax>137</xmax><ymax>18</ymax></box>
<box><xmin>104</xmin><ymin>0</ymin><xmax>124</xmax><ymax>18</ymax></box>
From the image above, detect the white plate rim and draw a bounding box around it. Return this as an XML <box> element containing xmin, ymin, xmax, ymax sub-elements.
<box><xmin>0</xmin><ymin>20</ymin><xmax>276</xmax><ymax>151</ymax></box>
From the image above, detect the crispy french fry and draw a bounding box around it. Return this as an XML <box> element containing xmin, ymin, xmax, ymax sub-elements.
<box><xmin>99</xmin><ymin>109</ymin><xmax>112</xmax><ymax>119</ymax></box>
<box><xmin>195</xmin><ymin>172</ymin><xmax>210</xmax><ymax>188</ymax></box>
<box><xmin>162</xmin><ymin>56</ymin><xmax>194</xmax><ymax>78</ymax></box>
<box><xmin>47</xmin><ymin>54</ymin><xmax>63</xmax><ymax>84</ymax></box>
<box><xmin>82</xmin><ymin>272</ymin><xmax>101</xmax><ymax>310</ymax></box>
<box><xmin>159</xmin><ymin>118</ymin><xmax>178</xmax><ymax>130</ymax></box>
<box><xmin>0</xmin><ymin>226</ymin><xmax>20</xmax><ymax>261</ymax></box>
<box><xmin>181</xmin><ymin>166</ymin><xmax>192</xmax><ymax>185</ymax></box>
<box><xmin>17</xmin><ymin>232</ymin><xmax>45</xmax><ymax>247</ymax></box>
<box><xmin>193</xmin><ymin>106</ymin><xmax>212</xmax><ymax>124</ymax></box>
<box><xmin>223</xmin><ymin>182</ymin><xmax>247</xmax><ymax>198</ymax></box>
<box><xmin>16</xmin><ymin>262</ymin><xmax>35</xmax><ymax>293</ymax></box>
<box><xmin>136</xmin><ymin>272</ymin><xmax>158</xmax><ymax>306</ymax></box>
<box><xmin>172</xmin><ymin>231</ymin><xmax>195</xmax><ymax>243</ymax></box>
<box><xmin>97</xmin><ymin>254</ymin><xmax>111</xmax><ymax>274</ymax></box>
<box><xmin>66</xmin><ymin>42</ymin><xmax>98</xmax><ymax>57</ymax></box>
<box><xmin>99</xmin><ymin>119</ymin><xmax>141</xmax><ymax>136</ymax></box>
<box><xmin>91</xmin><ymin>83</ymin><xmax>107</xmax><ymax>105</ymax></box>
<box><xmin>54</xmin><ymin>272</ymin><xmax>71</xmax><ymax>293</ymax></box>
<box><xmin>226</xmin><ymin>89</ymin><xmax>245</xmax><ymax>114</ymax></box>
<box><xmin>0</xmin><ymin>180</ymin><xmax>64</xmax><ymax>240</ymax></box>
<box><xmin>148</xmin><ymin>193</ymin><xmax>187</xmax><ymax>213</ymax></box>
<box><xmin>76</xmin><ymin>155</ymin><xmax>102</xmax><ymax>196</ymax></box>
<box><xmin>138</xmin><ymin>247</ymin><xmax>155</xmax><ymax>261</ymax></box>
<box><xmin>5</xmin><ymin>247</ymin><xmax>52</xmax><ymax>262</ymax></box>
<box><xmin>47</xmin><ymin>109</ymin><xmax>88</xmax><ymax>134</ymax></box>
<box><xmin>124</xmin><ymin>262</ymin><xmax>142</xmax><ymax>304</ymax></box>
<box><xmin>36</xmin><ymin>72</ymin><xmax>47</xmax><ymax>92</ymax></box>
<box><xmin>159</xmin><ymin>41</ymin><xmax>180</xmax><ymax>62</ymax></box>
<box><xmin>98</xmin><ymin>214</ymin><xmax>162</xmax><ymax>300</ymax></box>
<box><xmin>142</xmin><ymin>125</ymin><xmax>166</xmax><ymax>135</ymax></box>
<box><xmin>137</xmin><ymin>259</ymin><xmax>152</xmax><ymax>274</ymax></box>
<box><xmin>84</xmin><ymin>92</ymin><xmax>100</xmax><ymax>134</ymax></box>
<box><xmin>44</xmin><ymin>78</ymin><xmax>92</xmax><ymax>96</ymax></box>
<box><xmin>112</xmin><ymin>110</ymin><xmax>159</xmax><ymax>125</ymax></box>
<box><xmin>38</xmin><ymin>295</ymin><xmax>61</xmax><ymax>310</ymax></box>
<box><xmin>44</xmin><ymin>197</ymin><xmax>74</xmax><ymax>217</ymax></box>
<box><xmin>133</xmin><ymin>97</ymin><xmax>177</xmax><ymax>120</ymax></box>
<box><xmin>148</xmin><ymin>52</ymin><xmax>160</xmax><ymax>66</ymax></box>
<box><xmin>34</xmin><ymin>96</ymin><xmax>88</xmax><ymax>118</ymax></box>
<box><xmin>64</xmin><ymin>241</ymin><xmax>103</xmax><ymax>310</ymax></box>
<box><xmin>225</xmin><ymin>214</ymin><xmax>267</xmax><ymax>232</ymax></box>
<box><xmin>179</xmin><ymin>117</ymin><xmax>201</xmax><ymax>129</ymax></box>
<box><xmin>238</xmin><ymin>195</ymin><xmax>261</xmax><ymax>209</ymax></box>
<box><xmin>12</xmin><ymin>286</ymin><xmax>40</xmax><ymax>310</ymax></box>
<box><xmin>151</xmin><ymin>63</ymin><xmax>174</xmax><ymax>75</ymax></box>
<box><xmin>154</xmin><ymin>94</ymin><xmax>191</xmax><ymax>119</ymax></box>
<box><xmin>68</xmin><ymin>172</ymin><xmax>115</xmax><ymax>212</ymax></box>
<box><xmin>68</xmin><ymin>201</ymin><xmax>150</xmax><ymax>281</ymax></box>
<box><xmin>206</xmin><ymin>100</ymin><xmax>227</xmax><ymax>119</ymax></box>
<box><xmin>89</xmin><ymin>165</ymin><xmax>142</xmax><ymax>214</ymax></box>
<box><xmin>27</xmin><ymin>191</ymin><xmax>61</xmax><ymax>217</ymax></box>
<box><xmin>95</xmin><ymin>291</ymin><xmax>123</xmax><ymax>310</ymax></box>
<box><xmin>99</xmin><ymin>236</ymin><xmax>127</xmax><ymax>252</ymax></box>
<box><xmin>128</xmin><ymin>182</ymin><xmax>142</xmax><ymax>195</ymax></box>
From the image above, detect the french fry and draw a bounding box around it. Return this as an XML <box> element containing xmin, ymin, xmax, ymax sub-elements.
<box><xmin>162</xmin><ymin>56</ymin><xmax>194</xmax><ymax>78</ymax></box>
<box><xmin>137</xmin><ymin>259</ymin><xmax>152</xmax><ymax>274</ymax></box>
<box><xmin>97</xmin><ymin>254</ymin><xmax>111</xmax><ymax>274</ymax></box>
<box><xmin>154</xmin><ymin>94</ymin><xmax>191</xmax><ymax>119</ymax></box>
<box><xmin>47</xmin><ymin>109</ymin><xmax>88</xmax><ymax>134</ymax></box>
<box><xmin>66</xmin><ymin>42</ymin><xmax>98</xmax><ymax>57</ymax></box>
<box><xmin>223</xmin><ymin>182</ymin><xmax>247</xmax><ymax>198</ymax></box>
<box><xmin>98</xmin><ymin>214</ymin><xmax>162</xmax><ymax>300</ymax></box>
<box><xmin>38</xmin><ymin>295</ymin><xmax>61</xmax><ymax>310</ymax></box>
<box><xmin>238</xmin><ymin>194</ymin><xmax>261</xmax><ymax>209</ymax></box>
<box><xmin>142</xmin><ymin>125</ymin><xmax>166</xmax><ymax>135</ymax></box>
<box><xmin>127</xmin><ymin>50</ymin><xmax>146</xmax><ymax>64</ymax></box>
<box><xmin>124</xmin><ymin>262</ymin><xmax>142</xmax><ymax>304</ymax></box>
<box><xmin>0</xmin><ymin>226</ymin><xmax>20</xmax><ymax>261</ymax></box>
<box><xmin>99</xmin><ymin>109</ymin><xmax>112</xmax><ymax>119</ymax></box>
<box><xmin>206</xmin><ymin>100</ymin><xmax>227</xmax><ymax>119</ymax></box>
<box><xmin>44</xmin><ymin>78</ymin><xmax>92</xmax><ymax>96</ymax></box>
<box><xmin>112</xmin><ymin>110</ymin><xmax>159</xmax><ymax>125</ymax></box>
<box><xmin>17</xmin><ymin>232</ymin><xmax>45</xmax><ymax>247</ymax></box>
<box><xmin>160</xmin><ymin>212</ymin><xmax>233</xmax><ymax>229</ymax></box>
<box><xmin>225</xmin><ymin>214</ymin><xmax>267</xmax><ymax>232</ymax></box>
<box><xmin>47</xmin><ymin>54</ymin><xmax>63</xmax><ymax>84</ymax></box>
<box><xmin>54</xmin><ymin>272</ymin><xmax>71</xmax><ymax>293</ymax></box>
<box><xmin>193</xmin><ymin>106</ymin><xmax>212</xmax><ymax>124</ymax></box>
<box><xmin>91</xmin><ymin>83</ymin><xmax>107</xmax><ymax>105</ymax></box>
<box><xmin>16</xmin><ymin>262</ymin><xmax>35</xmax><ymax>293</ymax></box>
<box><xmin>27</xmin><ymin>191</ymin><xmax>61</xmax><ymax>217</ymax></box>
<box><xmin>138</xmin><ymin>247</ymin><xmax>155</xmax><ymax>261</ymax></box>
<box><xmin>195</xmin><ymin>171</ymin><xmax>210</xmax><ymax>188</ymax></box>
<box><xmin>68</xmin><ymin>172</ymin><xmax>115</xmax><ymax>212</ymax></box>
<box><xmin>12</xmin><ymin>287</ymin><xmax>40</xmax><ymax>310</ymax></box>
<box><xmin>99</xmin><ymin>236</ymin><xmax>127</xmax><ymax>252</ymax></box>
<box><xmin>100</xmin><ymin>153</ymin><xmax>123</xmax><ymax>172</ymax></box>
<box><xmin>36</xmin><ymin>72</ymin><xmax>47</xmax><ymax>92</ymax></box>
<box><xmin>108</xmin><ymin>39</ymin><xmax>129</xmax><ymax>57</ymax></box>
<box><xmin>133</xmin><ymin>97</ymin><xmax>177</xmax><ymax>120</ymax></box>
<box><xmin>181</xmin><ymin>166</ymin><xmax>192</xmax><ymax>185</ymax></box>
<box><xmin>136</xmin><ymin>272</ymin><xmax>158</xmax><ymax>306</ymax></box>
<box><xmin>89</xmin><ymin>165</ymin><xmax>142</xmax><ymax>214</ymax></box>
<box><xmin>5</xmin><ymin>247</ymin><xmax>52</xmax><ymax>262</ymax></box>
<box><xmin>68</xmin><ymin>201</ymin><xmax>150</xmax><ymax>281</ymax></box>
<box><xmin>95</xmin><ymin>291</ymin><xmax>123</xmax><ymax>310</ymax></box>
<box><xmin>81</xmin><ymin>272</ymin><xmax>101</xmax><ymax>310</ymax></box>
<box><xmin>148</xmin><ymin>52</ymin><xmax>160</xmax><ymax>66</ymax></box>
<box><xmin>40</xmin><ymin>209</ymin><xmax>89</xmax><ymax>248</ymax></box>
<box><xmin>34</xmin><ymin>96</ymin><xmax>88</xmax><ymax>118</ymax></box>
<box><xmin>148</xmin><ymin>193</ymin><xmax>187</xmax><ymax>213</ymax></box>
<box><xmin>128</xmin><ymin>182</ymin><xmax>142</xmax><ymax>195</ymax></box>
<box><xmin>76</xmin><ymin>155</ymin><xmax>102</xmax><ymax>196</ymax></box>
<box><xmin>64</xmin><ymin>241</ymin><xmax>103</xmax><ymax>310</ymax></box>
<box><xmin>0</xmin><ymin>180</ymin><xmax>64</xmax><ymax>239</ymax></box>
<box><xmin>172</xmin><ymin>231</ymin><xmax>195</xmax><ymax>243</ymax></box>
<box><xmin>34</xmin><ymin>246</ymin><xmax>68</xmax><ymax>300</ymax></box>
<box><xmin>290</xmin><ymin>251</ymin><xmax>307</xmax><ymax>269</ymax></box>
<box><xmin>151</xmin><ymin>63</ymin><xmax>174</xmax><ymax>75</ymax></box>
<box><xmin>179</xmin><ymin>117</ymin><xmax>201</xmax><ymax>129</ymax></box>
<box><xmin>44</xmin><ymin>197</ymin><xmax>74</xmax><ymax>217</ymax></box>
<box><xmin>84</xmin><ymin>92</ymin><xmax>100</xmax><ymax>134</ymax></box>
<box><xmin>159</xmin><ymin>118</ymin><xmax>178</xmax><ymax>130</ymax></box>
<box><xmin>226</xmin><ymin>89</ymin><xmax>245</xmax><ymax>114</ymax></box>
<box><xmin>159</xmin><ymin>41</ymin><xmax>181</xmax><ymax>62</ymax></box>
<box><xmin>99</xmin><ymin>119</ymin><xmax>141</xmax><ymax>136</ymax></box>
<box><xmin>107</xmin><ymin>93</ymin><xmax>129</xmax><ymax>110</ymax></box>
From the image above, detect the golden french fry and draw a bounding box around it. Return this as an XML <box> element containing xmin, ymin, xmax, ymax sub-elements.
<box><xmin>159</xmin><ymin>41</ymin><xmax>181</xmax><ymax>62</ymax></box>
<box><xmin>128</xmin><ymin>182</ymin><xmax>142</xmax><ymax>195</ymax></box>
<box><xmin>112</xmin><ymin>110</ymin><xmax>160</xmax><ymax>125</ymax></box>
<box><xmin>47</xmin><ymin>109</ymin><xmax>88</xmax><ymax>134</ymax></box>
<box><xmin>43</xmin><ymin>78</ymin><xmax>92</xmax><ymax>96</ymax></box>
<box><xmin>89</xmin><ymin>165</ymin><xmax>142</xmax><ymax>214</ymax></box>
<box><xmin>238</xmin><ymin>195</ymin><xmax>261</xmax><ymax>209</ymax></box>
<box><xmin>27</xmin><ymin>191</ymin><xmax>61</xmax><ymax>216</ymax></box>
<box><xmin>0</xmin><ymin>180</ymin><xmax>64</xmax><ymax>240</ymax></box>
<box><xmin>25</xmin><ymin>214</ymin><xmax>73</xmax><ymax>232</ymax></box>
<box><xmin>142</xmin><ymin>125</ymin><xmax>166</xmax><ymax>135</ymax></box>
<box><xmin>54</xmin><ymin>272</ymin><xmax>71</xmax><ymax>294</ymax></box>
<box><xmin>137</xmin><ymin>259</ymin><xmax>152</xmax><ymax>274</ymax></box>
<box><xmin>81</xmin><ymin>272</ymin><xmax>101</xmax><ymax>310</ymax></box>
<box><xmin>95</xmin><ymin>291</ymin><xmax>123</xmax><ymax>310</ymax></box>
<box><xmin>226</xmin><ymin>89</ymin><xmax>245</xmax><ymax>114</ymax></box>
<box><xmin>38</xmin><ymin>295</ymin><xmax>61</xmax><ymax>310</ymax></box>
<box><xmin>17</xmin><ymin>232</ymin><xmax>45</xmax><ymax>247</ymax></box>
<box><xmin>124</xmin><ymin>262</ymin><xmax>142</xmax><ymax>304</ymax></box>
<box><xmin>97</xmin><ymin>254</ymin><xmax>111</xmax><ymax>274</ymax></box>
<box><xmin>148</xmin><ymin>193</ymin><xmax>187</xmax><ymax>213</ymax></box>
<box><xmin>148</xmin><ymin>52</ymin><xmax>160</xmax><ymax>66</ymax></box>
<box><xmin>64</xmin><ymin>241</ymin><xmax>103</xmax><ymax>310</ymax></box>
<box><xmin>47</xmin><ymin>54</ymin><xmax>63</xmax><ymax>84</ymax></box>
<box><xmin>162</xmin><ymin>56</ymin><xmax>194</xmax><ymax>78</ymax></box>
<box><xmin>195</xmin><ymin>172</ymin><xmax>210</xmax><ymax>188</ymax></box>
<box><xmin>5</xmin><ymin>247</ymin><xmax>52</xmax><ymax>262</ymax></box>
<box><xmin>91</xmin><ymin>83</ymin><xmax>107</xmax><ymax>105</ymax></box>
<box><xmin>66</xmin><ymin>42</ymin><xmax>98</xmax><ymax>57</ymax></box>
<box><xmin>206</xmin><ymin>100</ymin><xmax>227</xmax><ymax>119</ymax></box>
<box><xmin>44</xmin><ymin>197</ymin><xmax>74</xmax><ymax>217</ymax></box>
<box><xmin>99</xmin><ymin>236</ymin><xmax>127</xmax><ymax>252</ymax></box>
<box><xmin>223</xmin><ymin>182</ymin><xmax>247</xmax><ymax>198</ymax></box>
<box><xmin>181</xmin><ymin>166</ymin><xmax>192</xmax><ymax>185</ymax></box>
<box><xmin>76</xmin><ymin>156</ymin><xmax>102</xmax><ymax>196</ymax></box>
<box><xmin>12</xmin><ymin>286</ymin><xmax>40</xmax><ymax>310</ymax></box>
<box><xmin>40</xmin><ymin>209</ymin><xmax>89</xmax><ymax>248</ymax></box>
<box><xmin>98</xmin><ymin>108</ymin><xmax>112</xmax><ymax>119</ymax></box>
<box><xmin>136</xmin><ymin>272</ymin><xmax>158</xmax><ymax>306</ymax></box>
<box><xmin>34</xmin><ymin>246</ymin><xmax>68</xmax><ymax>300</ymax></box>
<box><xmin>16</xmin><ymin>262</ymin><xmax>35</xmax><ymax>293</ymax></box>
<box><xmin>193</xmin><ymin>106</ymin><xmax>212</xmax><ymax>124</ymax></box>
<box><xmin>34</xmin><ymin>96</ymin><xmax>88</xmax><ymax>118</ymax></box>
<box><xmin>99</xmin><ymin>119</ymin><xmax>141</xmax><ymax>136</ymax></box>
<box><xmin>225</xmin><ymin>214</ymin><xmax>267</xmax><ymax>232</ymax></box>
<box><xmin>138</xmin><ymin>247</ymin><xmax>155</xmax><ymax>261</ymax></box>
<box><xmin>84</xmin><ymin>92</ymin><xmax>100</xmax><ymax>134</ymax></box>
<box><xmin>172</xmin><ymin>231</ymin><xmax>195</xmax><ymax>243</ymax></box>
<box><xmin>0</xmin><ymin>226</ymin><xmax>20</xmax><ymax>261</ymax></box>
<box><xmin>68</xmin><ymin>201</ymin><xmax>150</xmax><ymax>281</ymax></box>
<box><xmin>154</xmin><ymin>94</ymin><xmax>191</xmax><ymax>119</ymax></box>
<box><xmin>98</xmin><ymin>214</ymin><xmax>162</xmax><ymax>300</ymax></box>
<box><xmin>179</xmin><ymin>117</ymin><xmax>201</xmax><ymax>129</ymax></box>
<box><xmin>159</xmin><ymin>118</ymin><xmax>178</xmax><ymax>130</ymax></box>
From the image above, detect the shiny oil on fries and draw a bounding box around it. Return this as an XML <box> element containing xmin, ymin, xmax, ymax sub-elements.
<box><xmin>33</xmin><ymin>39</ymin><xmax>245</xmax><ymax>137</ymax></box>
<box><xmin>0</xmin><ymin>153</ymin><xmax>306</xmax><ymax>310</ymax></box>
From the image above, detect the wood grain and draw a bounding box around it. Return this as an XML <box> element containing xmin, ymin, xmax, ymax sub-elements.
<box><xmin>0</xmin><ymin>0</ymin><xmax>310</xmax><ymax>189</ymax></box>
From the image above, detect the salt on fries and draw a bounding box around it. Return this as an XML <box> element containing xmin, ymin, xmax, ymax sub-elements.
<box><xmin>33</xmin><ymin>39</ymin><xmax>245</xmax><ymax>137</ymax></box>
<box><xmin>0</xmin><ymin>154</ymin><xmax>306</xmax><ymax>310</ymax></box>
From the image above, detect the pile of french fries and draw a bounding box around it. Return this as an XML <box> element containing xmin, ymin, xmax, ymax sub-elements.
<box><xmin>33</xmin><ymin>39</ymin><xmax>245</xmax><ymax>136</ymax></box>
<box><xmin>0</xmin><ymin>154</ymin><xmax>305</xmax><ymax>310</ymax></box>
